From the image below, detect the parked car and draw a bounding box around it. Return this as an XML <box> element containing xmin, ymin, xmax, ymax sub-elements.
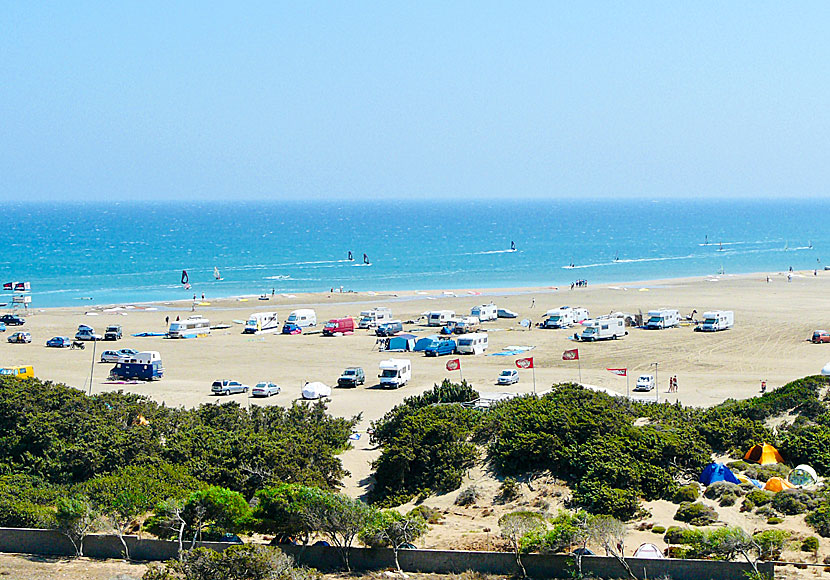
<box><xmin>812</xmin><ymin>330</ymin><xmax>830</xmax><ymax>344</ymax></box>
<box><xmin>201</xmin><ymin>531</ymin><xmax>244</xmax><ymax>544</ymax></box>
<box><xmin>8</xmin><ymin>331</ymin><xmax>32</xmax><ymax>344</ymax></box>
<box><xmin>100</xmin><ymin>348</ymin><xmax>138</xmax><ymax>363</ymax></box>
<box><xmin>337</xmin><ymin>367</ymin><xmax>365</xmax><ymax>388</ymax></box>
<box><xmin>424</xmin><ymin>338</ymin><xmax>457</xmax><ymax>357</ymax></box>
<box><xmin>0</xmin><ymin>314</ymin><xmax>25</xmax><ymax>326</ymax></box>
<box><xmin>104</xmin><ymin>325</ymin><xmax>123</xmax><ymax>341</ymax></box>
<box><xmin>252</xmin><ymin>381</ymin><xmax>281</xmax><ymax>397</ymax></box>
<box><xmin>46</xmin><ymin>336</ymin><xmax>72</xmax><ymax>348</ymax></box>
<box><xmin>497</xmin><ymin>369</ymin><xmax>520</xmax><ymax>385</ymax></box>
<box><xmin>211</xmin><ymin>380</ymin><xmax>249</xmax><ymax>395</ymax></box>
<box><xmin>634</xmin><ymin>374</ymin><xmax>655</xmax><ymax>392</ymax></box>
<box><xmin>0</xmin><ymin>322</ymin><xmax>5</xmax><ymax>332</ymax></box>
<box><xmin>75</xmin><ymin>327</ymin><xmax>102</xmax><ymax>341</ymax></box>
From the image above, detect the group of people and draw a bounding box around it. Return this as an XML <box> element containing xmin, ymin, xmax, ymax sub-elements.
<box><xmin>571</xmin><ymin>279</ymin><xmax>588</xmax><ymax>290</ymax></box>
<box><xmin>667</xmin><ymin>375</ymin><xmax>679</xmax><ymax>393</ymax></box>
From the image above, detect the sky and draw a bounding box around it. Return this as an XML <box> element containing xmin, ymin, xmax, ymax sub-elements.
<box><xmin>2</xmin><ymin>2</ymin><xmax>830</xmax><ymax>201</ymax></box>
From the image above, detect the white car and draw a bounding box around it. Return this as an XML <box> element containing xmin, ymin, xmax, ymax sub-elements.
<box><xmin>497</xmin><ymin>369</ymin><xmax>519</xmax><ymax>385</ymax></box>
<box><xmin>634</xmin><ymin>374</ymin><xmax>655</xmax><ymax>392</ymax></box>
<box><xmin>251</xmin><ymin>382</ymin><xmax>281</xmax><ymax>397</ymax></box>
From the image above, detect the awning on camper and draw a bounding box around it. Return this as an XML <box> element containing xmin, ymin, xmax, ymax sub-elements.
<box><xmin>388</xmin><ymin>334</ymin><xmax>416</xmax><ymax>352</ymax></box>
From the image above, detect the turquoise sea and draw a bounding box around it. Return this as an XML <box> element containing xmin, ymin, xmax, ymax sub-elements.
<box><xmin>1</xmin><ymin>199</ymin><xmax>825</xmax><ymax>308</ymax></box>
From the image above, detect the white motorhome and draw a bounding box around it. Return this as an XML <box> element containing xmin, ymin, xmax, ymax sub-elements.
<box><xmin>286</xmin><ymin>309</ymin><xmax>317</xmax><ymax>328</ymax></box>
<box><xmin>699</xmin><ymin>310</ymin><xmax>734</xmax><ymax>332</ymax></box>
<box><xmin>470</xmin><ymin>303</ymin><xmax>498</xmax><ymax>322</ymax></box>
<box><xmin>378</xmin><ymin>359</ymin><xmax>412</xmax><ymax>388</ymax></box>
<box><xmin>427</xmin><ymin>310</ymin><xmax>455</xmax><ymax>327</ymax></box>
<box><xmin>645</xmin><ymin>309</ymin><xmax>680</xmax><ymax>330</ymax></box>
<box><xmin>456</xmin><ymin>332</ymin><xmax>489</xmax><ymax>354</ymax></box>
<box><xmin>578</xmin><ymin>318</ymin><xmax>626</xmax><ymax>341</ymax></box>
<box><xmin>571</xmin><ymin>307</ymin><xmax>590</xmax><ymax>323</ymax></box>
<box><xmin>168</xmin><ymin>315</ymin><xmax>211</xmax><ymax>338</ymax></box>
<box><xmin>542</xmin><ymin>307</ymin><xmax>575</xmax><ymax>329</ymax></box>
<box><xmin>243</xmin><ymin>312</ymin><xmax>280</xmax><ymax>334</ymax></box>
<box><xmin>358</xmin><ymin>307</ymin><xmax>393</xmax><ymax>329</ymax></box>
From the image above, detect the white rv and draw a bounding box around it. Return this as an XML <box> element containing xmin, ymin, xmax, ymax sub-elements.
<box><xmin>571</xmin><ymin>307</ymin><xmax>590</xmax><ymax>323</ymax></box>
<box><xmin>168</xmin><ymin>315</ymin><xmax>211</xmax><ymax>338</ymax></box>
<box><xmin>470</xmin><ymin>303</ymin><xmax>498</xmax><ymax>322</ymax></box>
<box><xmin>378</xmin><ymin>359</ymin><xmax>412</xmax><ymax>388</ymax></box>
<box><xmin>456</xmin><ymin>332</ymin><xmax>489</xmax><ymax>354</ymax></box>
<box><xmin>645</xmin><ymin>309</ymin><xmax>680</xmax><ymax>330</ymax></box>
<box><xmin>542</xmin><ymin>307</ymin><xmax>575</xmax><ymax>329</ymax></box>
<box><xmin>358</xmin><ymin>307</ymin><xmax>393</xmax><ymax>329</ymax></box>
<box><xmin>427</xmin><ymin>310</ymin><xmax>455</xmax><ymax>327</ymax></box>
<box><xmin>243</xmin><ymin>312</ymin><xmax>280</xmax><ymax>334</ymax></box>
<box><xmin>699</xmin><ymin>311</ymin><xmax>734</xmax><ymax>332</ymax></box>
<box><xmin>578</xmin><ymin>318</ymin><xmax>626</xmax><ymax>341</ymax></box>
<box><xmin>286</xmin><ymin>309</ymin><xmax>317</xmax><ymax>328</ymax></box>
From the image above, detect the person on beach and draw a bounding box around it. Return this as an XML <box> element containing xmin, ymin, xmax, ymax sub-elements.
<box><xmin>201</xmin><ymin>292</ymin><xmax>205</xmax><ymax>300</ymax></box>
<box><xmin>165</xmin><ymin>316</ymin><xmax>169</xmax><ymax>327</ymax></box>
<box><xmin>176</xmin><ymin>315</ymin><xmax>180</xmax><ymax>321</ymax></box>
<box><xmin>530</xmin><ymin>298</ymin><xmax>535</xmax><ymax>308</ymax></box>
<box><xmin>761</xmin><ymin>380</ymin><xmax>767</xmax><ymax>394</ymax></box>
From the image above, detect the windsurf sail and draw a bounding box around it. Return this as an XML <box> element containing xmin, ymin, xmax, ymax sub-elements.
<box><xmin>213</xmin><ymin>267</ymin><xmax>221</xmax><ymax>280</ymax></box>
<box><xmin>181</xmin><ymin>270</ymin><xmax>189</xmax><ymax>285</ymax></box>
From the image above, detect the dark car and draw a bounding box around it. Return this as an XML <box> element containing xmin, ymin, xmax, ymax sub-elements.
<box><xmin>337</xmin><ymin>367</ymin><xmax>365</xmax><ymax>388</ymax></box>
<box><xmin>104</xmin><ymin>325</ymin><xmax>123</xmax><ymax>341</ymax></box>
<box><xmin>46</xmin><ymin>336</ymin><xmax>72</xmax><ymax>348</ymax></box>
<box><xmin>0</xmin><ymin>314</ymin><xmax>25</xmax><ymax>326</ymax></box>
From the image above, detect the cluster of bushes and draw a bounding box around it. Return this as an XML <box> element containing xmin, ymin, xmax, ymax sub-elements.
<box><xmin>663</xmin><ymin>525</ymin><xmax>788</xmax><ymax>561</ymax></box>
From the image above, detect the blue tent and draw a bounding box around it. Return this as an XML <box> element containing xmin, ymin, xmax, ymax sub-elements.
<box><xmin>699</xmin><ymin>462</ymin><xmax>741</xmax><ymax>486</ymax></box>
<box><xmin>387</xmin><ymin>334</ymin><xmax>417</xmax><ymax>352</ymax></box>
<box><xmin>414</xmin><ymin>335</ymin><xmax>441</xmax><ymax>352</ymax></box>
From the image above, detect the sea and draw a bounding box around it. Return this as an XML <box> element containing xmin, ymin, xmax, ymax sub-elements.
<box><xmin>1</xmin><ymin>199</ymin><xmax>825</xmax><ymax>308</ymax></box>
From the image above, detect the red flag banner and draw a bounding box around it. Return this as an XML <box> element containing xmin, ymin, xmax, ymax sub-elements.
<box><xmin>607</xmin><ymin>368</ymin><xmax>627</xmax><ymax>376</ymax></box>
<box><xmin>562</xmin><ymin>349</ymin><xmax>579</xmax><ymax>361</ymax></box>
<box><xmin>446</xmin><ymin>358</ymin><xmax>461</xmax><ymax>372</ymax></box>
<box><xmin>515</xmin><ymin>357</ymin><xmax>534</xmax><ymax>369</ymax></box>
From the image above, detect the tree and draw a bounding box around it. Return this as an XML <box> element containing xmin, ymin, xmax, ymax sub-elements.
<box><xmin>250</xmin><ymin>483</ymin><xmax>327</xmax><ymax>544</ymax></box>
<box><xmin>303</xmin><ymin>491</ymin><xmax>377</xmax><ymax>571</ymax></box>
<box><xmin>589</xmin><ymin>515</ymin><xmax>636</xmax><ymax>580</ymax></box>
<box><xmin>103</xmin><ymin>487</ymin><xmax>148</xmax><ymax>560</ymax></box>
<box><xmin>146</xmin><ymin>497</ymin><xmax>189</xmax><ymax>554</ymax></box>
<box><xmin>55</xmin><ymin>497</ymin><xmax>96</xmax><ymax>557</ymax></box>
<box><xmin>498</xmin><ymin>511</ymin><xmax>546</xmax><ymax>578</ymax></box>
<box><xmin>181</xmin><ymin>486</ymin><xmax>251</xmax><ymax>549</ymax></box>
<box><xmin>359</xmin><ymin>510</ymin><xmax>428</xmax><ymax>571</ymax></box>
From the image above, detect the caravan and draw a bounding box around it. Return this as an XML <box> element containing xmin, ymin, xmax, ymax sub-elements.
<box><xmin>645</xmin><ymin>309</ymin><xmax>680</xmax><ymax>330</ymax></box>
<box><xmin>698</xmin><ymin>311</ymin><xmax>734</xmax><ymax>332</ymax></box>
<box><xmin>168</xmin><ymin>316</ymin><xmax>210</xmax><ymax>338</ymax></box>
<box><xmin>470</xmin><ymin>303</ymin><xmax>498</xmax><ymax>322</ymax></box>
<box><xmin>578</xmin><ymin>318</ymin><xmax>626</xmax><ymax>341</ymax></box>
<box><xmin>243</xmin><ymin>312</ymin><xmax>280</xmax><ymax>334</ymax></box>
<box><xmin>358</xmin><ymin>307</ymin><xmax>393</xmax><ymax>329</ymax></box>
<box><xmin>378</xmin><ymin>359</ymin><xmax>412</xmax><ymax>388</ymax></box>
<box><xmin>456</xmin><ymin>332</ymin><xmax>489</xmax><ymax>354</ymax></box>
<box><xmin>427</xmin><ymin>310</ymin><xmax>455</xmax><ymax>327</ymax></box>
<box><xmin>286</xmin><ymin>309</ymin><xmax>317</xmax><ymax>328</ymax></box>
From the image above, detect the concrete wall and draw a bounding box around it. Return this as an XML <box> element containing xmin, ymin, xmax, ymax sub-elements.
<box><xmin>0</xmin><ymin>528</ymin><xmax>774</xmax><ymax>580</ymax></box>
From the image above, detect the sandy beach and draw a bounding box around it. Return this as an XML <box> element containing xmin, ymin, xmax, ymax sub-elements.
<box><xmin>4</xmin><ymin>268</ymin><xmax>830</xmax><ymax>499</ymax></box>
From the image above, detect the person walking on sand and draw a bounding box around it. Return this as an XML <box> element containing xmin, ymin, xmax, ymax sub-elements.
<box><xmin>530</xmin><ymin>298</ymin><xmax>535</xmax><ymax>309</ymax></box>
<box><xmin>761</xmin><ymin>380</ymin><xmax>767</xmax><ymax>394</ymax></box>
<box><xmin>165</xmin><ymin>315</ymin><xmax>169</xmax><ymax>327</ymax></box>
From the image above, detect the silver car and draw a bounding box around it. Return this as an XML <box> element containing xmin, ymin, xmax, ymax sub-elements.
<box><xmin>497</xmin><ymin>369</ymin><xmax>519</xmax><ymax>385</ymax></box>
<box><xmin>251</xmin><ymin>381</ymin><xmax>281</xmax><ymax>397</ymax></box>
<box><xmin>211</xmin><ymin>380</ymin><xmax>249</xmax><ymax>395</ymax></box>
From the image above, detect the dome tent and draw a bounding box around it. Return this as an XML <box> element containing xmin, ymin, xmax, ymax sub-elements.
<box><xmin>763</xmin><ymin>477</ymin><xmax>795</xmax><ymax>493</ymax></box>
<box><xmin>788</xmin><ymin>464</ymin><xmax>819</xmax><ymax>487</ymax></box>
<box><xmin>699</xmin><ymin>462</ymin><xmax>741</xmax><ymax>486</ymax></box>
<box><xmin>744</xmin><ymin>443</ymin><xmax>784</xmax><ymax>465</ymax></box>
<box><xmin>633</xmin><ymin>543</ymin><xmax>664</xmax><ymax>559</ymax></box>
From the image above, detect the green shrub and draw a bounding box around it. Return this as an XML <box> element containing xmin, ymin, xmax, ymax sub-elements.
<box><xmin>651</xmin><ymin>525</ymin><xmax>666</xmax><ymax>534</ymax></box>
<box><xmin>801</xmin><ymin>536</ymin><xmax>820</xmax><ymax>553</ymax></box>
<box><xmin>746</xmin><ymin>489</ymin><xmax>773</xmax><ymax>506</ymax></box>
<box><xmin>753</xmin><ymin>529</ymin><xmax>789</xmax><ymax>560</ymax></box>
<box><xmin>572</xmin><ymin>481</ymin><xmax>640</xmax><ymax>521</ymax></box>
<box><xmin>455</xmin><ymin>485</ymin><xmax>479</xmax><ymax>507</ymax></box>
<box><xmin>703</xmin><ymin>481</ymin><xmax>742</xmax><ymax>500</ymax></box>
<box><xmin>718</xmin><ymin>491</ymin><xmax>738</xmax><ymax>507</ymax></box>
<box><xmin>727</xmin><ymin>460</ymin><xmax>750</xmax><ymax>472</ymax></box>
<box><xmin>806</xmin><ymin>504</ymin><xmax>830</xmax><ymax>537</ymax></box>
<box><xmin>771</xmin><ymin>489</ymin><xmax>819</xmax><ymax>515</ymax></box>
<box><xmin>498</xmin><ymin>477</ymin><xmax>521</xmax><ymax>502</ymax></box>
<box><xmin>674</xmin><ymin>502</ymin><xmax>718</xmax><ymax>526</ymax></box>
<box><xmin>663</xmin><ymin>526</ymin><xmax>704</xmax><ymax>546</ymax></box>
<box><xmin>767</xmin><ymin>516</ymin><xmax>783</xmax><ymax>524</ymax></box>
<box><xmin>408</xmin><ymin>505</ymin><xmax>444</xmax><ymax>524</ymax></box>
<box><xmin>673</xmin><ymin>484</ymin><xmax>699</xmax><ymax>503</ymax></box>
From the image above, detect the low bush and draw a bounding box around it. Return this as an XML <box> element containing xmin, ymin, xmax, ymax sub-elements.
<box><xmin>718</xmin><ymin>491</ymin><xmax>739</xmax><ymax>507</ymax></box>
<box><xmin>745</xmin><ymin>489</ymin><xmax>774</xmax><ymax>506</ymax></box>
<box><xmin>806</xmin><ymin>504</ymin><xmax>830</xmax><ymax>537</ymax></box>
<box><xmin>674</xmin><ymin>502</ymin><xmax>718</xmax><ymax>526</ymax></box>
<box><xmin>455</xmin><ymin>485</ymin><xmax>479</xmax><ymax>507</ymax></box>
<box><xmin>651</xmin><ymin>525</ymin><xmax>666</xmax><ymax>534</ymax></box>
<box><xmin>497</xmin><ymin>478</ymin><xmax>521</xmax><ymax>502</ymax></box>
<box><xmin>767</xmin><ymin>516</ymin><xmax>783</xmax><ymax>524</ymax></box>
<box><xmin>772</xmin><ymin>489</ymin><xmax>819</xmax><ymax>515</ymax></box>
<box><xmin>673</xmin><ymin>484</ymin><xmax>699</xmax><ymax>503</ymax></box>
<box><xmin>408</xmin><ymin>505</ymin><xmax>443</xmax><ymax>525</ymax></box>
<box><xmin>703</xmin><ymin>481</ymin><xmax>742</xmax><ymax>500</ymax></box>
<box><xmin>802</xmin><ymin>536</ymin><xmax>820</xmax><ymax>553</ymax></box>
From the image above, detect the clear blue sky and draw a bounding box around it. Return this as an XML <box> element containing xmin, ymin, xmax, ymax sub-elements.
<box><xmin>3</xmin><ymin>2</ymin><xmax>829</xmax><ymax>201</ymax></box>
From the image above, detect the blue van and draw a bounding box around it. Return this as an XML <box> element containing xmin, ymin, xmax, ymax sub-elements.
<box><xmin>376</xmin><ymin>320</ymin><xmax>403</xmax><ymax>337</ymax></box>
<box><xmin>424</xmin><ymin>338</ymin><xmax>457</xmax><ymax>357</ymax></box>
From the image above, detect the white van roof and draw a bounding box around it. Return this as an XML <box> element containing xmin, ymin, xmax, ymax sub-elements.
<box><xmin>379</xmin><ymin>358</ymin><xmax>410</xmax><ymax>368</ymax></box>
<box><xmin>290</xmin><ymin>308</ymin><xmax>315</xmax><ymax>316</ymax></box>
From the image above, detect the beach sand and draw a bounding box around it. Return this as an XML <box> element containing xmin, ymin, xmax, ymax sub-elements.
<box><xmin>4</xmin><ymin>269</ymin><xmax>830</xmax><ymax>497</ymax></box>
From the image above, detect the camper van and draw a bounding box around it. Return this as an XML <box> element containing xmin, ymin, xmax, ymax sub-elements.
<box><xmin>378</xmin><ymin>359</ymin><xmax>412</xmax><ymax>388</ymax></box>
<box><xmin>424</xmin><ymin>338</ymin><xmax>456</xmax><ymax>357</ymax></box>
<box><xmin>286</xmin><ymin>309</ymin><xmax>317</xmax><ymax>328</ymax></box>
<box><xmin>428</xmin><ymin>310</ymin><xmax>455</xmax><ymax>327</ymax></box>
<box><xmin>168</xmin><ymin>316</ymin><xmax>211</xmax><ymax>338</ymax></box>
<box><xmin>578</xmin><ymin>318</ymin><xmax>626</xmax><ymax>341</ymax></box>
<box><xmin>109</xmin><ymin>351</ymin><xmax>164</xmax><ymax>381</ymax></box>
<box><xmin>542</xmin><ymin>307</ymin><xmax>574</xmax><ymax>329</ymax></box>
<box><xmin>456</xmin><ymin>332</ymin><xmax>489</xmax><ymax>354</ymax></box>
<box><xmin>0</xmin><ymin>365</ymin><xmax>34</xmax><ymax>379</ymax></box>
<box><xmin>454</xmin><ymin>317</ymin><xmax>481</xmax><ymax>334</ymax></box>
<box><xmin>358</xmin><ymin>307</ymin><xmax>393</xmax><ymax>329</ymax></box>
<box><xmin>470</xmin><ymin>303</ymin><xmax>498</xmax><ymax>322</ymax></box>
<box><xmin>375</xmin><ymin>320</ymin><xmax>403</xmax><ymax>337</ymax></box>
<box><xmin>645</xmin><ymin>309</ymin><xmax>680</xmax><ymax>330</ymax></box>
<box><xmin>698</xmin><ymin>311</ymin><xmax>734</xmax><ymax>332</ymax></box>
<box><xmin>243</xmin><ymin>312</ymin><xmax>280</xmax><ymax>334</ymax></box>
<box><xmin>323</xmin><ymin>317</ymin><xmax>355</xmax><ymax>336</ymax></box>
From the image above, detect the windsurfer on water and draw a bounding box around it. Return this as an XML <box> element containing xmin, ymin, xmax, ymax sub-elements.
<box><xmin>510</xmin><ymin>241</ymin><xmax>516</xmax><ymax>251</ymax></box>
<box><xmin>363</xmin><ymin>253</ymin><xmax>369</xmax><ymax>265</ymax></box>
<box><xmin>348</xmin><ymin>251</ymin><xmax>353</xmax><ymax>261</ymax></box>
